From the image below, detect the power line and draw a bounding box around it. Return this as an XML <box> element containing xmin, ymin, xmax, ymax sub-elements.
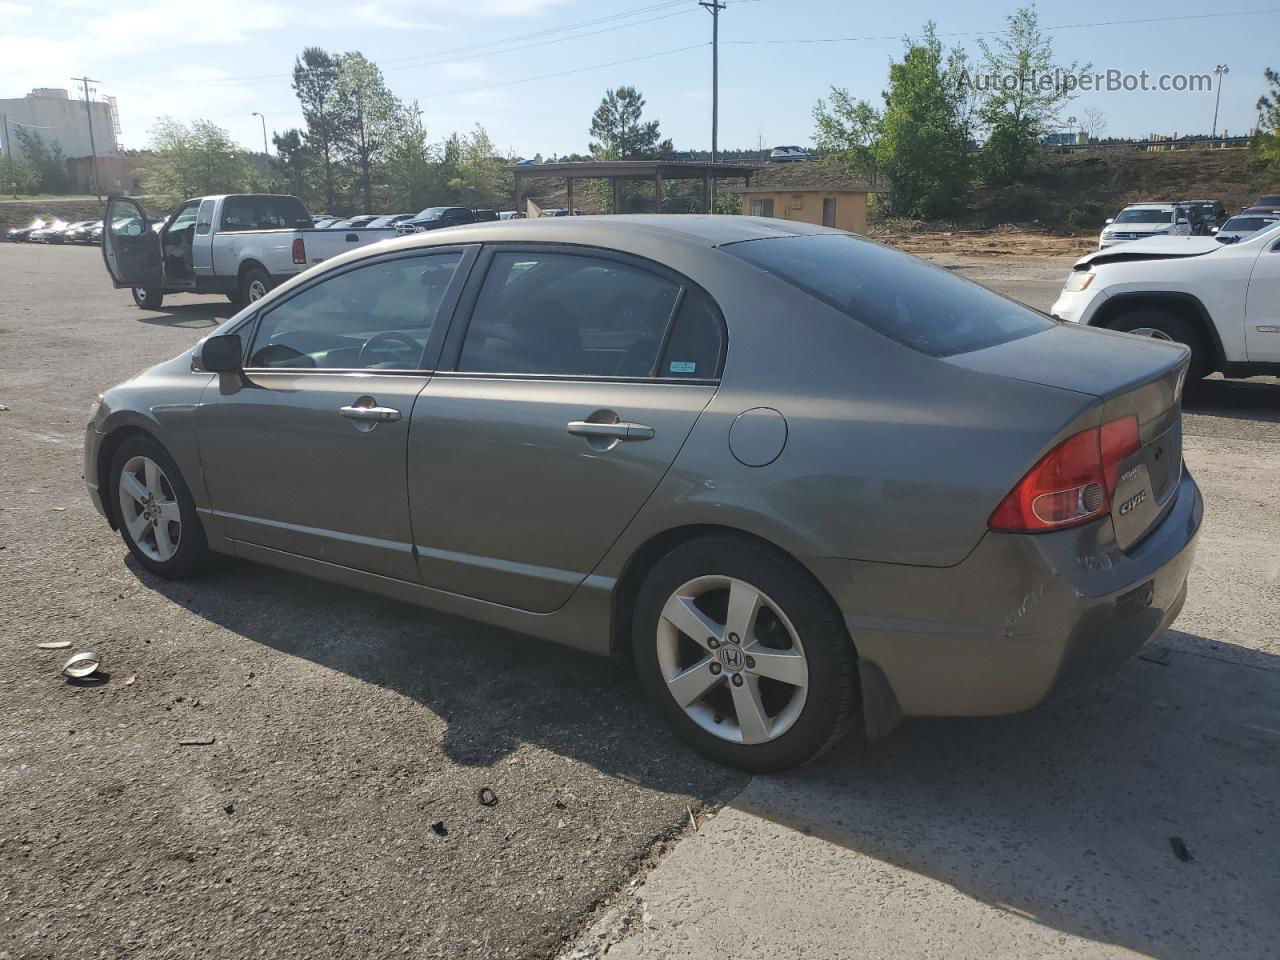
<box><xmin>722</xmin><ymin>8</ymin><xmax>1280</xmax><ymax>45</ymax></box>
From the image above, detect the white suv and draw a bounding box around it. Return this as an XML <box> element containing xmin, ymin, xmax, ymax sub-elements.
<box><xmin>1052</xmin><ymin>222</ymin><xmax>1280</xmax><ymax>381</ymax></box>
<box><xmin>1098</xmin><ymin>204</ymin><xmax>1193</xmax><ymax>249</ymax></box>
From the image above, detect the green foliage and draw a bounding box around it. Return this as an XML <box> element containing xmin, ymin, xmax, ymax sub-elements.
<box><xmin>1254</xmin><ymin>67</ymin><xmax>1280</xmax><ymax>174</ymax></box>
<box><xmin>272</xmin><ymin>128</ymin><xmax>313</xmax><ymax>201</ymax></box>
<box><xmin>337</xmin><ymin>52</ymin><xmax>403</xmax><ymax>211</ymax></box>
<box><xmin>445</xmin><ymin>126</ymin><xmax>512</xmax><ymax>209</ymax></box>
<box><xmin>812</xmin><ymin>88</ymin><xmax>879</xmax><ymax>180</ymax></box>
<box><xmin>13</xmin><ymin>128</ymin><xmax>69</xmax><ymax>194</ymax></box>
<box><xmin>0</xmin><ymin>151</ymin><xmax>39</xmax><ymax>196</ymax></box>
<box><xmin>589</xmin><ymin>86</ymin><xmax>672</xmax><ymax>161</ymax></box>
<box><xmin>144</xmin><ymin>117</ymin><xmax>251</xmax><ymax>205</ymax></box>
<box><xmin>381</xmin><ymin>104</ymin><xmax>440</xmax><ymax>213</ymax></box>
<box><xmin>974</xmin><ymin>6</ymin><xmax>1087</xmax><ymax>184</ymax></box>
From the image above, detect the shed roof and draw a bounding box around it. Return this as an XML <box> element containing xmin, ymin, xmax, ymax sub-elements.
<box><xmin>731</xmin><ymin>161</ymin><xmax>879</xmax><ymax>194</ymax></box>
<box><xmin>505</xmin><ymin>160</ymin><xmax>759</xmax><ymax>180</ymax></box>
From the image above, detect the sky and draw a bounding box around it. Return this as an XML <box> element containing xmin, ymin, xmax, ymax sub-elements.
<box><xmin>0</xmin><ymin>0</ymin><xmax>1277</xmax><ymax>157</ymax></box>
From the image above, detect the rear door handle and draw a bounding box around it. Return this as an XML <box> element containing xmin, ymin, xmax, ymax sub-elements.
<box><xmin>567</xmin><ymin>420</ymin><xmax>654</xmax><ymax>441</ymax></box>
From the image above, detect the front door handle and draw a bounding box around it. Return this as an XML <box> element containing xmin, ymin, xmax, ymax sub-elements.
<box><xmin>341</xmin><ymin>396</ymin><xmax>401</xmax><ymax>431</ymax></box>
<box><xmin>567</xmin><ymin>420</ymin><xmax>654</xmax><ymax>441</ymax></box>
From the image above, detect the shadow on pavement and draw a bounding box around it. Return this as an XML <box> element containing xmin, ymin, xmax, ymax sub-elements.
<box><xmin>133</xmin><ymin>302</ymin><xmax>233</xmax><ymax>330</ymax></box>
<box><xmin>1184</xmin><ymin>376</ymin><xmax>1280</xmax><ymax>424</ymax></box>
<box><xmin>129</xmin><ymin>554</ymin><xmax>745</xmax><ymax>800</ymax></box>
<box><xmin>739</xmin><ymin>629</ymin><xmax>1280</xmax><ymax>959</ymax></box>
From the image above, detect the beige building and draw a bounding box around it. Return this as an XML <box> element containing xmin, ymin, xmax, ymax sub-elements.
<box><xmin>731</xmin><ymin>163</ymin><xmax>877</xmax><ymax>233</ymax></box>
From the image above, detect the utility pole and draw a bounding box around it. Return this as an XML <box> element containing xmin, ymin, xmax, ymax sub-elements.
<box><xmin>251</xmin><ymin>112</ymin><xmax>269</xmax><ymax>155</ymax></box>
<box><xmin>1211</xmin><ymin>64</ymin><xmax>1229</xmax><ymax>139</ymax></box>
<box><xmin>71</xmin><ymin>76</ymin><xmax>101</xmax><ymax>199</ymax></box>
<box><xmin>700</xmin><ymin>0</ymin><xmax>725</xmax><ymax>208</ymax></box>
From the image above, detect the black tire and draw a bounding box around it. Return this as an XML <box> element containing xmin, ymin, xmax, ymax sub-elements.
<box><xmin>1109</xmin><ymin>307</ymin><xmax>1212</xmax><ymax>380</ymax></box>
<box><xmin>632</xmin><ymin>536</ymin><xmax>859</xmax><ymax>773</ymax></box>
<box><xmin>239</xmin><ymin>267</ymin><xmax>271</xmax><ymax>306</ymax></box>
<box><xmin>131</xmin><ymin>286</ymin><xmax>164</xmax><ymax>310</ymax></box>
<box><xmin>109</xmin><ymin>434</ymin><xmax>211</xmax><ymax>579</ymax></box>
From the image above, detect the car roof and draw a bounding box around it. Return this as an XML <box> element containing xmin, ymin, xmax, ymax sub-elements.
<box><xmin>1122</xmin><ymin>203</ymin><xmax>1176</xmax><ymax>210</ymax></box>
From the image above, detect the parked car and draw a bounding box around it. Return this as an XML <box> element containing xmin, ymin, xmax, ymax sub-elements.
<box><xmin>769</xmin><ymin>145</ymin><xmax>811</xmax><ymax>162</ymax></box>
<box><xmin>539</xmin><ymin>208</ymin><xmax>583</xmax><ymax>217</ymax></box>
<box><xmin>100</xmin><ymin>193</ymin><xmax>399</xmax><ymax>309</ymax></box>
<box><xmin>365</xmin><ymin>214</ymin><xmax>415</xmax><ymax>229</ymax></box>
<box><xmin>1052</xmin><ymin>220</ymin><xmax>1280</xmax><ymax>380</ymax></box>
<box><xmin>88</xmin><ymin>222</ymin><xmax>104</xmax><ymax>244</ymax></box>
<box><xmin>66</xmin><ymin>220</ymin><xmax>102</xmax><ymax>244</ymax></box>
<box><xmin>498</xmin><ymin>211</ymin><xmax>526</xmax><ymax>220</ymax></box>
<box><xmin>402</xmin><ymin>206</ymin><xmax>479</xmax><ymax>232</ymax></box>
<box><xmin>5</xmin><ymin>220</ymin><xmax>45</xmax><ymax>242</ymax></box>
<box><xmin>312</xmin><ymin>217</ymin><xmax>340</xmax><ymax>229</ymax></box>
<box><xmin>1098</xmin><ymin>204</ymin><xmax>1193</xmax><ymax>249</ymax></box>
<box><xmin>326</xmin><ymin>215</ymin><xmax>381</xmax><ymax>229</ymax></box>
<box><xmin>29</xmin><ymin>220</ymin><xmax>69</xmax><ymax>243</ymax></box>
<box><xmin>1178</xmin><ymin>199</ymin><xmax>1227</xmax><ymax>235</ymax></box>
<box><xmin>474</xmin><ymin>209</ymin><xmax>499</xmax><ymax>222</ymax></box>
<box><xmin>1243</xmin><ymin>194</ymin><xmax>1280</xmax><ymax>212</ymax></box>
<box><xmin>1214</xmin><ymin>213</ymin><xmax>1280</xmax><ymax>243</ymax></box>
<box><xmin>85</xmin><ymin>216</ymin><xmax>1202</xmax><ymax>772</ymax></box>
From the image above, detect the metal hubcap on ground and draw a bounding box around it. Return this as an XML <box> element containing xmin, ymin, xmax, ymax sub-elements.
<box><xmin>117</xmin><ymin>455</ymin><xmax>182</xmax><ymax>562</ymax></box>
<box><xmin>656</xmin><ymin>575</ymin><xmax>808</xmax><ymax>745</ymax></box>
<box><xmin>247</xmin><ymin>280</ymin><xmax>267</xmax><ymax>301</ymax></box>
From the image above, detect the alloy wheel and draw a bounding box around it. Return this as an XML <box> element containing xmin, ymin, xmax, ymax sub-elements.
<box><xmin>117</xmin><ymin>455</ymin><xmax>182</xmax><ymax>562</ymax></box>
<box><xmin>655</xmin><ymin>575</ymin><xmax>809</xmax><ymax>745</ymax></box>
<box><xmin>247</xmin><ymin>279</ymin><xmax>267</xmax><ymax>301</ymax></box>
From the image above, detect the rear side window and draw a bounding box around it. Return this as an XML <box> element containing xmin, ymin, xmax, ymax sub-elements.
<box><xmin>220</xmin><ymin>196</ymin><xmax>308</xmax><ymax>232</ymax></box>
<box><xmin>660</xmin><ymin>289</ymin><xmax>723</xmax><ymax>379</ymax></box>
<box><xmin>458</xmin><ymin>251</ymin><xmax>680</xmax><ymax>377</ymax></box>
<box><xmin>725</xmin><ymin>234</ymin><xmax>1053</xmax><ymax>357</ymax></box>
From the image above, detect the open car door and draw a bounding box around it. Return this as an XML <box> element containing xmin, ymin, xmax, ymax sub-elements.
<box><xmin>102</xmin><ymin>197</ymin><xmax>162</xmax><ymax>290</ymax></box>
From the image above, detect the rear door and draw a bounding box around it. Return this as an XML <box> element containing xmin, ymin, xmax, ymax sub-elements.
<box><xmin>102</xmin><ymin>197</ymin><xmax>161</xmax><ymax>289</ymax></box>
<box><xmin>407</xmin><ymin>245</ymin><xmax>725</xmax><ymax>612</ymax></box>
<box><xmin>192</xmin><ymin>198</ymin><xmax>217</xmax><ymax>278</ymax></box>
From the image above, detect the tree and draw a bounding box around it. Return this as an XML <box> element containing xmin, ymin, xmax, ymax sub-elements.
<box><xmin>1080</xmin><ymin>107</ymin><xmax>1107</xmax><ymax>142</ymax></box>
<box><xmin>382</xmin><ymin>103</ymin><xmax>439</xmax><ymax>213</ymax></box>
<box><xmin>812</xmin><ymin>87</ymin><xmax>880</xmax><ymax>181</ymax></box>
<box><xmin>14</xmin><ymin>128</ymin><xmax>69</xmax><ymax>194</ymax></box>
<box><xmin>144</xmin><ymin>118</ymin><xmax>251</xmax><ymax>205</ymax></box>
<box><xmin>588</xmin><ymin>86</ymin><xmax>672</xmax><ymax>160</ymax></box>
<box><xmin>1255</xmin><ymin>68</ymin><xmax>1280</xmax><ymax>173</ymax></box>
<box><xmin>292</xmin><ymin>47</ymin><xmax>349</xmax><ymax>212</ymax></box>
<box><xmin>272</xmin><ymin>128</ymin><xmax>313</xmax><ymax>203</ymax></box>
<box><xmin>336</xmin><ymin>51</ymin><xmax>402</xmax><ymax>211</ymax></box>
<box><xmin>974</xmin><ymin>6</ymin><xmax>1088</xmax><ymax>183</ymax></box>
<box><xmin>446</xmin><ymin>126</ymin><xmax>511</xmax><ymax>208</ymax></box>
<box><xmin>0</xmin><ymin>152</ymin><xmax>38</xmax><ymax>196</ymax></box>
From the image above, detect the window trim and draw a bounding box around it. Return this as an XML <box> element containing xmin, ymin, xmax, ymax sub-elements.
<box><xmin>238</xmin><ymin>245</ymin><xmax>480</xmax><ymax>375</ymax></box>
<box><xmin>435</xmin><ymin>241</ymin><xmax>727</xmax><ymax>384</ymax></box>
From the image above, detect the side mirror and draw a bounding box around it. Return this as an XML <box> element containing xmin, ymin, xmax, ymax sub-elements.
<box><xmin>1104</xmin><ymin>218</ymin><xmax>1114</xmax><ymax>225</ymax></box>
<box><xmin>1210</xmin><ymin>226</ymin><xmax>1219</xmax><ymax>234</ymax></box>
<box><xmin>200</xmin><ymin>334</ymin><xmax>243</xmax><ymax>373</ymax></box>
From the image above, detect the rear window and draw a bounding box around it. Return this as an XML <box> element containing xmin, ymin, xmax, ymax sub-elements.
<box><xmin>220</xmin><ymin>196</ymin><xmax>308</xmax><ymax>232</ymax></box>
<box><xmin>724</xmin><ymin>234</ymin><xmax>1053</xmax><ymax>357</ymax></box>
<box><xmin>1224</xmin><ymin>217</ymin><xmax>1277</xmax><ymax>232</ymax></box>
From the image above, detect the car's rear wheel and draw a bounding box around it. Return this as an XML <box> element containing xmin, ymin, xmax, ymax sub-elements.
<box><xmin>131</xmin><ymin>286</ymin><xmax>164</xmax><ymax>310</ymax></box>
<box><xmin>1110</xmin><ymin>307</ymin><xmax>1211</xmax><ymax>380</ymax></box>
<box><xmin>633</xmin><ymin>536</ymin><xmax>858</xmax><ymax>772</ymax></box>
<box><xmin>240</xmin><ymin>267</ymin><xmax>271</xmax><ymax>305</ymax></box>
<box><xmin>110</xmin><ymin>435</ymin><xmax>211</xmax><ymax>579</ymax></box>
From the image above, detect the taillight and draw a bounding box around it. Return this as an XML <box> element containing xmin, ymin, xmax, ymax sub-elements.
<box><xmin>988</xmin><ymin>416</ymin><xmax>1140</xmax><ymax>533</ymax></box>
<box><xmin>292</xmin><ymin>237</ymin><xmax>306</xmax><ymax>265</ymax></box>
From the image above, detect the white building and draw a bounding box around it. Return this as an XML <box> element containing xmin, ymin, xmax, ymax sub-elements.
<box><xmin>0</xmin><ymin>88</ymin><xmax>119</xmax><ymax>160</ymax></box>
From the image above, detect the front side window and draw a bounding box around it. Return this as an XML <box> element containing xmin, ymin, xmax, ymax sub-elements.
<box><xmin>248</xmin><ymin>253</ymin><xmax>462</xmax><ymax>369</ymax></box>
<box><xmin>458</xmin><ymin>251</ymin><xmax>681</xmax><ymax>377</ymax></box>
<box><xmin>168</xmin><ymin>202</ymin><xmax>200</xmax><ymax>232</ymax></box>
<box><xmin>725</xmin><ymin>234</ymin><xmax>1053</xmax><ymax>357</ymax></box>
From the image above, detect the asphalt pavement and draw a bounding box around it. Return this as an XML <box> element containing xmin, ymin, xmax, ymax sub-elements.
<box><xmin>2</xmin><ymin>243</ymin><xmax>1277</xmax><ymax>960</ymax></box>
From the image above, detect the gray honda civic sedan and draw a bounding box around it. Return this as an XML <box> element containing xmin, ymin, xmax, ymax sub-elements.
<box><xmin>87</xmin><ymin>216</ymin><xmax>1202</xmax><ymax>771</ymax></box>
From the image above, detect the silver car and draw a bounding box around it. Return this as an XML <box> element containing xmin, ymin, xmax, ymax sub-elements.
<box><xmin>89</xmin><ymin>216</ymin><xmax>1202</xmax><ymax>771</ymax></box>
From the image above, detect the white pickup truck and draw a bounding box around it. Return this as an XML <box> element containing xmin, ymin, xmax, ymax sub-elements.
<box><xmin>1051</xmin><ymin>222</ymin><xmax>1280</xmax><ymax>381</ymax></box>
<box><xmin>101</xmin><ymin>194</ymin><xmax>398</xmax><ymax>309</ymax></box>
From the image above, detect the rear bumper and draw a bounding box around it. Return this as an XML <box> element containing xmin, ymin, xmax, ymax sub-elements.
<box><xmin>812</xmin><ymin>468</ymin><xmax>1203</xmax><ymax>719</ymax></box>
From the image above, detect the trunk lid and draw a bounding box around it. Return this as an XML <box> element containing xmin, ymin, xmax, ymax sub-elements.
<box><xmin>950</xmin><ymin>323</ymin><xmax>1188</xmax><ymax>549</ymax></box>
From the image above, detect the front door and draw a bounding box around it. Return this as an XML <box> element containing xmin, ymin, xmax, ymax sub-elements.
<box><xmin>1245</xmin><ymin>234</ymin><xmax>1280</xmax><ymax>362</ymax></box>
<box><xmin>408</xmin><ymin>247</ymin><xmax>726</xmax><ymax>612</ymax></box>
<box><xmin>197</xmin><ymin>248</ymin><xmax>474</xmax><ymax>581</ymax></box>
<box><xmin>102</xmin><ymin>197</ymin><xmax>162</xmax><ymax>290</ymax></box>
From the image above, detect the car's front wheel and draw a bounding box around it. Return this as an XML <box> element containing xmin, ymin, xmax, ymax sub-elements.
<box><xmin>110</xmin><ymin>435</ymin><xmax>211</xmax><ymax>579</ymax></box>
<box><xmin>1110</xmin><ymin>307</ymin><xmax>1211</xmax><ymax>380</ymax></box>
<box><xmin>131</xmin><ymin>286</ymin><xmax>164</xmax><ymax>310</ymax></box>
<box><xmin>633</xmin><ymin>536</ymin><xmax>858</xmax><ymax>772</ymax></box>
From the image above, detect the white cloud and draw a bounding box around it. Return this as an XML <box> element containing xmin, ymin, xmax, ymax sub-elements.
<box><xmin>0</xmin><ymin>2</ymin><xmax>33</xmax><ymax>17</ymax></box>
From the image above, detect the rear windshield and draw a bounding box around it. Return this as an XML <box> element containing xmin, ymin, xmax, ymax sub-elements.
<box><xmin>1115</xmin><ymin>208</ymin><xmax>1173</xmax><ymax>224</ymax></box>
<box><xmin>220</xmin><ymin>195</ymin><xmax>308</xmax><ymax>232</ymax></box>
<box><xmin>724</xmin><ymin>234</ymin><xmax>1053</xmax><ymax>357</ymax></box>
<box><xmin>1223</xmin><ymin>217</ymin><xmax>1277</xmax><ymax>232</ymax></box>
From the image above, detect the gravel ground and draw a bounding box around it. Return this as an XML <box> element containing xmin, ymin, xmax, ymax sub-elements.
<box><xmin>0</xmin><ymin>244</ymin><xmax>744</xmax><ymax>960</ymax></box>
<box><xmin>4</xmin><ymin>243</ymin><xmax>1278</xmax><ymax>960</ymax></box>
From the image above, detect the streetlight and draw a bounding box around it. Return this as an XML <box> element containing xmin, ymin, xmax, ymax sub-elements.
<box><xmin>1211</xmin><ymin>65</ymin><xmax>1229</xmax><ymax>138</ymax></box>
<box><xmin>251</xmin><ymin>112</ymin><xmax>269</xmax><ymax>156</ymax></box>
